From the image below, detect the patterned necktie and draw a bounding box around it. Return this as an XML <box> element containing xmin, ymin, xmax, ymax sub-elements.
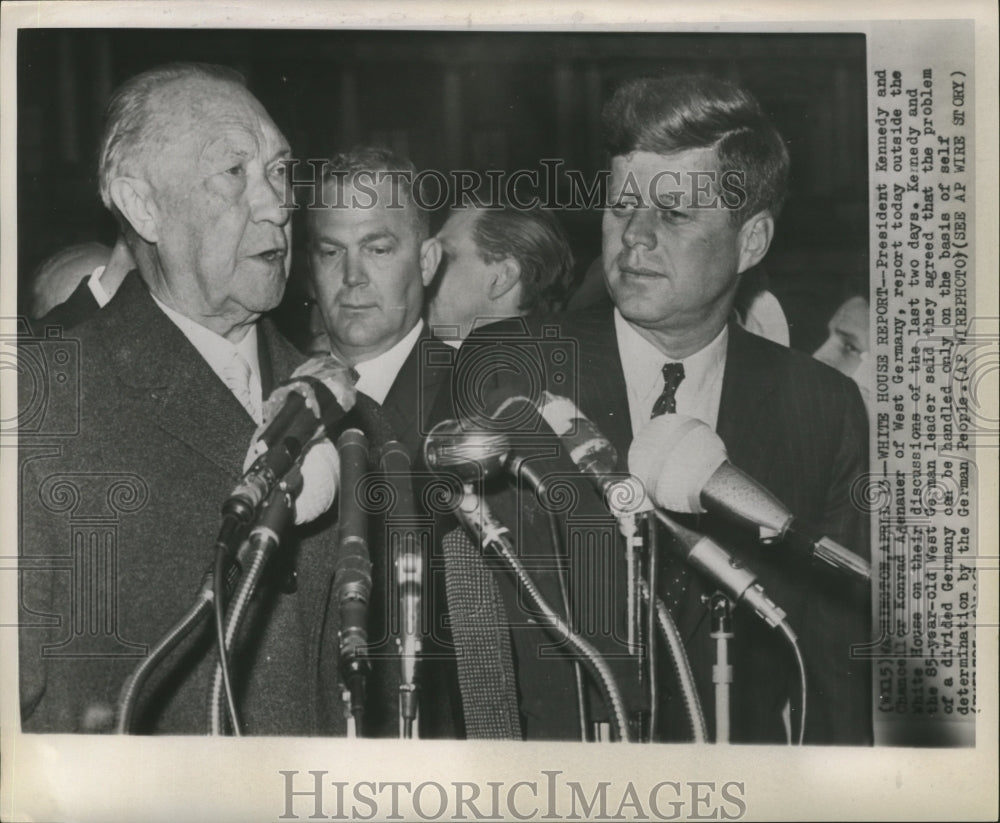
<box><xmin>650</xmin><ymin>361</ymin><xmax>687</xmax><ymax>612</ymax></box>
<box><xmin>651</xmin><ymin>362</ymin><xmax>685</xmax><ymax>417</ymax></box>
<box><xmin>222</xmin><ymin>349</ymin><xmax>261</xmax><ymax>424</ymax></box>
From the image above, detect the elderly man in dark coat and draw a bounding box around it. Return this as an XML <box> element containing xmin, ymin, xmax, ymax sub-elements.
<box><xmin>18</xmin><ymin>63</ymin><xmax>346</xmax><ymax>734</ymax></box>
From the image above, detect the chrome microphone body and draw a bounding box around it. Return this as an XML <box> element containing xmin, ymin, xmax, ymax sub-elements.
<box><xmin>334</xmin><ymin>429</ymin><xmax>372</xmax><ymax>718</ymax></box>
<box><xmin>380</xmin><ymin>440</ymin><xmax>422</xmax><ymax>737</ymax></box>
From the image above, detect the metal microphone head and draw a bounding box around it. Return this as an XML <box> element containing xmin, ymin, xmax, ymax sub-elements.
<box><xmin>423</xmin><ymin>419</ymin><xmax>510</xmax><ymax>482</ymax></box>
<box><xmin>538</xmin><ymin>390</ymin><xmax>619</xmax><ymax>474</ymax></box>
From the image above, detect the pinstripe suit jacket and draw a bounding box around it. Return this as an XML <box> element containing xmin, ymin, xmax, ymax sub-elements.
<box><xmin>18</xmin><ymin>274</ymin><xmax>345</xmax><ymax>734</ymax></box>
<box><xmin>446</xmin><ymin>302</ymin><xmax>872</xmax><ymax>744</ymax></box>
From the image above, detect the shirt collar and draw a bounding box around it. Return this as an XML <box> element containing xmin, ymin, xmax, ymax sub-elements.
<box><xmin>150</xmin><ymin>293</ymin><xmax>262</xmax><ymax>391</ymax></box>
<box><xmin>614</xmin><ymin>309</ymin><xmax>727</xmax><ymax>381</ymax></box>
<box><xmin>614</xmin><ymin>308</ymin><xmax>728</xmax><ymax>431</ymax></box>
<box><xmin>351</xmin><ymin>319</ymin><xmax>424</xmax><ymax>405</ymax></box>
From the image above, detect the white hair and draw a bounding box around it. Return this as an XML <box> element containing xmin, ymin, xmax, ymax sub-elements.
<box><xmin>97</xmin><ymin>62</ymin><xmax>246</xmax><ymax>218</ymax></box>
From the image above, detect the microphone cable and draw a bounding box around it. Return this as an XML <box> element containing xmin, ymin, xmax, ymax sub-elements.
<box><xmin>209</xmin><ymin>472</ymin><xmax>299</xmax><ymax>735</ymax></box>
<box><xmin>639</xmin><ymin>577</ymin><xmax>707</xmax><ymax>743</ymax></box>
<box><xmin>649</xmin><ymin>510</ymin><xmax>807</xmax><ymax>745</ymax></box>
<box><xmin>455</xmin><ymin>485</ymin><xmax>632</xmax><ymax>742</ymax></box>
<box><xmin>542</xmin><ymin>505</ymin><xmax>588</xmax><ymax>742</ymax></box>
<box><xmin>783</xmin><ymin>620</ymin><xmax>807</xmax><ymax>745</ymax></box>
<box><xmin>645</xmin><ymin>512</ymin><xmax>659</xmax><ymax>742</ymax></box>
<box><xmin>116</xmin><ymin>559</ymin><xmax>236</xmax><ymax>734</ymax></box>
<box><xmin>212</xmin><ymin>535</ymin><xmax>241</xmax><ymax>735</ymax></box>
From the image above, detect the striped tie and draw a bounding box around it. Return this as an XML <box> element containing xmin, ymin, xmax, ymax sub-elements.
<box><xmin>222</xmin><ymin>350</ymin><xmax>261</xmax><ymax>423</ymax></box>
<box><xmin>651</xmin><ymin>361</ymin><xmax>687</xmax><ymax>612</ymax></box>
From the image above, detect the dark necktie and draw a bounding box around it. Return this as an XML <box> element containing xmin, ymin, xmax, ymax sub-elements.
<box><xmin>650</xmin><ymin>362</ymin><xmax>688</xmax><ymax>612</ymax></box>
<box><xmin>651</xmin><ymin>362</ymin><xmax>685</xmax><ymax>417</ymax></box>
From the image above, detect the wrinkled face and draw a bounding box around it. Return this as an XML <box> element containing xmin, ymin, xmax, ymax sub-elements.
<box><xmin>147</xmin><ymin>79</ymin><xmax>292</xmax><ymax>325</ymax></box>
<box><xmin>602</xmin><ymin>148</ymin><xmax>751</xmax><ymax>336</ymax></box>
<box><xmin>813</xmin><ymin>296</ymin><xmax>870</xmax><ymax>376</ymax></box>
<box><xmin>307</xmin><ymin>180</ymin><xmax>432</xmax><ymax>362</ymax></box>
<box><xmin>429</xmin><ymin>208</ymin><xmax>504</xmax><ymax>331</ymax></box>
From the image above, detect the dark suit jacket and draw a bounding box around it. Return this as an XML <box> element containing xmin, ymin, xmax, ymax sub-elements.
<box><xmin>447</xmin><ymin>304</ymin><xmax>872</xmax><ymax>744</ymax></box>
<box><xmin>18</xmin><ymin>274</ymin><xmax>345</xmax><ymax>734</ymax></box>
<box><xmin>34</xmin><ymin>275</ymin><xmax>103</xmax><ymax>331</ymax></box>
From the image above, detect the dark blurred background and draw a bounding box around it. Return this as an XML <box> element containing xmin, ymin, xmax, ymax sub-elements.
<box><xmin>16</xmin><ymin>29</ymin><xmax>867</xmax><ymax>352</ymax></box>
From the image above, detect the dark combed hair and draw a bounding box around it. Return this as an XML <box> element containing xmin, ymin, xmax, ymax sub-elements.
<box><xmin>319</xmin><ymin>145</ymin><xmax>430</xmax><ymax>237</ymax></box>
<box><xmin>602</xmin><ymin>74</ymin><xmax>790</xmax><ymax>222</ymax></box>
<box><xmin>98</xmin><ymin>62</ymin><xmax>247</xmax><ymax>217</ymax></box>
<box><xmin>469</xmin><ymin>202</ymin><xmax>575</xmax><ymax>314</ymax></box>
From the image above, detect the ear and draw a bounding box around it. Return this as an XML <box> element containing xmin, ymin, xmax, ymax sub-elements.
<box><xmin>419</xmin><ymin>236</ymin><xmax>442</xmax><ymax>287</ymax></box>
<box><xmin>109</xmin><ymin>177</ymin><xmax>160</xmax><ymax>245</ymax></box>
<box><xmin>488</xmin><ymin>257</ymin><xmax>522</xmax><ymax>301</ymax></box>
<box><xmin>736</xmin><ymin>210</ymin><xmax>774</xmax><ymax>274</ymax></box>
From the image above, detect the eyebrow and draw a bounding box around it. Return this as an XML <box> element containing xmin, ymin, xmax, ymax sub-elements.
<box><xmin>268</xmin><ymin>146</ymin><xmax>292</xmax><ymax>164</ymax></box>
<box><xmin>200</xmin><ymin>141</ymin><xmax>250</xmax><ymax>165</ymax></box>
<box><xmin>311</xmin><ymin>234</ymin><xmax>342</xmax><ymax>247</ymax></box>
<box><xmin>833</xmin><ymin>325</ymin><xmax>863</xmax><ymax>347</ymax></box>
<box><xmin>360</xmin><ymin>229</ymin><xmax>399</xmax><ymax>244</ymax></box>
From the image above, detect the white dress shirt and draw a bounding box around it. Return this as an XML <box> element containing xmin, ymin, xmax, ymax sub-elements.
<box><xmin>352</xmin><ymin>319</ymin><xmax>424</xmax><ymax>405</ymax></box>
<box><xmin>87</xmin><ymin>265</ymin><xmax>112</xmax><ymax>308</ymax></box>
<box><xmin>614</xmin><ymin>308</ymin><xmax>728</xmax><ymax>435</ymax></box>
<box><xmin>150</xmin><ymin>294</ymin><xmax>263</xmax><ymax>417</ymax></box>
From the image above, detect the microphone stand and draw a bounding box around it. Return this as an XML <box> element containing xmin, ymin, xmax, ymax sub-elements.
<box><xmin>654</xmin><ymin>510</ymin><xmax>807</xmax><ymax>744</ymax></box>
<box><xmin>613</xmin><ymin>508</ymin><xmax>650</xmax><ymax>742</ymax></box>
<box><xmin>604</xmin><ymin>481</ymin><xmax>657</xmax><ymax>743</ymax></box>
<box><xmin>706</xmin><ymin>592</ymin><xmax>735</xmax><ymax>744</ymax></box>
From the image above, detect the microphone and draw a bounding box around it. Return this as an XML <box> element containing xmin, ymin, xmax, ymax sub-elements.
<box><xmin>535</xmin><ymin>391</ymin><xmax>648</xmax><ymax>517</ymax></box>
<box><xmin>628</xmin><ymin>414</ymin><xmax>871</xmax><ymax>581</ymax></box>
<box><xmin>334</xmin><ymin>429</ymin><xmax>372</xmax><ymax>720</ymax></box>
<box><xmin>424</xmin><ymin>415</ymin><xmax>615</xmax><ymax>516</ymax></box>
<box><xmin>223</xmin><ymin>357</ymin><xmax>356</xmax><ymax>532</ymax></box>
<box><xmin>654</xmin><ymin>510</ymin><xmax>789</xmax><ymax>629</ymax></box>
<box><xmin>422</xmin><ymin>418</ymin><xmax>511</xmax><ymax>483</ymax></box>
<box><xmin>380</xmin><ymin>440</ymin><xmax>422</xmax><ymax>736</ymax></box>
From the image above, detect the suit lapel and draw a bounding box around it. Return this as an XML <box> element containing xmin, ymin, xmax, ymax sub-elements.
<box><xmin>562</xmin><ymin>304</ymin><xmax>633</xmax><ymax>468</ymax></box>
<box><xmin>382</xmin><ymin>326</ymin><xmax>449</xmax><ymax>457</ymax></box>
<box><xmin>105</xmin><ymin>276</ymin><xmax>259</xmax><ymax>479</ymax></box>
<box><xmin>716</xmin><ymin>324</ymin><xmax>781</xmax><ymax>471</ymax></box>
<box><xmin>259</xmin><ymin>316</ymin><xmax>305</xmax><ymax>395</ymax></box>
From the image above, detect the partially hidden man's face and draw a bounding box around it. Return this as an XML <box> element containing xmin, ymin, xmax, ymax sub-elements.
<box><xmin>813</xmin><ymin>296</ymin><xmax>870</xmax><ymax>376</ymax></box>
<box><xmin>307</xmin><ymin>180</ymin><xmax>438</xmax><ymax>363</ymax></box>
<box><xmin>146</xmin><ymin>78</ymin><xmax>292</xmax><ymax>324</ymax></box>
<box><xmin>602</xmin><ymin>148</ymin><xmax>764</xmax><ymax>336</ymax></box>
<box><xmin>429</xmin><ymin>208</ymin><xmax>505</xmax><ymax>331</ymax></box>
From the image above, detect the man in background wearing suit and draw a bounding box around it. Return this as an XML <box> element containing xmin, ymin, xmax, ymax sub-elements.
<box><xmin>450</xmin><ymin>74</ymin><xmax>872</xmax><ymax>744</ymax></box>
<box><xmin>29</xmin><ymin>235</ymin><xmax>135</xmax><ymax>330</ymax></box>
<box><xmin>305</xmin><ymin>147</ymin><xmax>461</xmax><ymax>736</ymax></box>
<box><xmin>19</xmin><ymin>63</ymin><xmax>347</xmax><ymax>734</ymax></box>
